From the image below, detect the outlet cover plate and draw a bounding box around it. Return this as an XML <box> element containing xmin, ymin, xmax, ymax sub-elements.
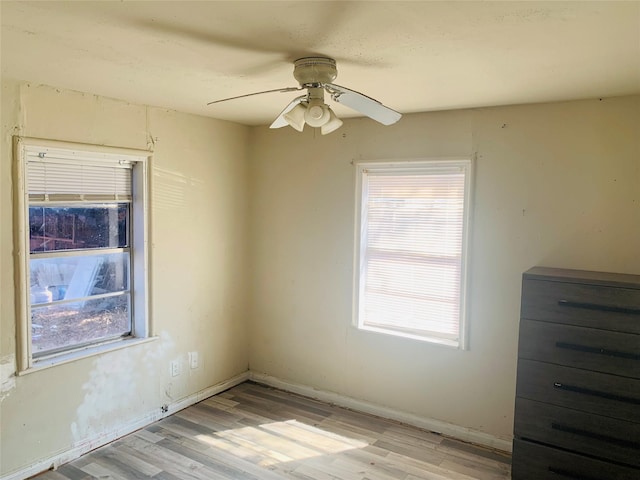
<box><xmin>189</xmin><ymin>352</ymin><xmax>199</xmax><ymax>369</ymax></box>
<box><xmin>170</xmin><ymin>360</ymin><xmax>180</xmax><ymax>377</ymax></box>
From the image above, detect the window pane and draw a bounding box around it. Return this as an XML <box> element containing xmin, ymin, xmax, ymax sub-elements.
<box><xmin>31</xmin><ymin>294</ymin><xmax>131</xmax><ymax>356</ymax></box>
<box><xmin>29</xmin><ymin>204</ymin><xmax>129</xmax><ymax>252</ymax></box>
<box><xmin>30</xmin><ymin>252</ymin><xmax>129</xmax><ymax>305</ymax></box>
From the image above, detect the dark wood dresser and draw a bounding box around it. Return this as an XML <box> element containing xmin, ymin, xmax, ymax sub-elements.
<box><xmin>512</xmin><ymin>267</ymin><xmax>640</xmax><ymax>480</ymax></box>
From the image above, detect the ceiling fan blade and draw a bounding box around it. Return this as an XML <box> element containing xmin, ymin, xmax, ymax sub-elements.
<box><xmin>325</xmin><ymin>83</ymin><xmax>401</xmax><ymax>125</ymax></box>
<box><xmin>208</xmin><ymin>87</ymin><xmax>302</xmax><ymax>105</ymax></box>
<box><xmin>270</xmin><ymin>95</ymin><xmax>307</xmax><ymax>129</ymax></box>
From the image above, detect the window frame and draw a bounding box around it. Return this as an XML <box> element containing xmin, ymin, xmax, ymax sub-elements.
<box><xmin>14</xmin><ymin>137</ymin><xmax>153</xmax><ymax>373</ymax></box>
<box><xmin>353</xmin><ymin>158</ymin><xmax>473</xmax><ymax>349</ymax></box>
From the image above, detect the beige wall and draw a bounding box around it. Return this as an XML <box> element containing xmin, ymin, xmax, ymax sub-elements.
<box><xmin>247</xmin><ymin>96</ymin><xmax>640</xmax><ymax>443</ymax></box>
<box><xmin>1</xmin><ymin>80</ymin><xmax>638</xmax><ymax>476</ymax></box>
<box><xmin>0</xmin><ymin>80</ymin><xmax>250</xmax><ymax>476</ymax></box>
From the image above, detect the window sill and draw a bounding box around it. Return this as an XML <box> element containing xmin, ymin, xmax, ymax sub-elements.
<box><xmin>18</xmin><ymin>336</ymin><xmax>158</xmax><ymax>376</ymax></box>
<box><xmin>357</xmin><ymin>324</ymin><xmax>462</xmax><ymax>349</ymax></box>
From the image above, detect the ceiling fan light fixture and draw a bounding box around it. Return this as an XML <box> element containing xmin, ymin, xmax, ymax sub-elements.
<box><xmin>304</xmin><ymin>103</ymin><xmax>330</xmax><ymax>127</ymax></box>
<box><xmin>321</xmin><ymin>108</ymin><xmax>343</xmax><ymax>135</ymax></box>
<box><xmin>283</xmin><ymin>103</ymin><xmax>306</xmax><ymax>132</ymax></box>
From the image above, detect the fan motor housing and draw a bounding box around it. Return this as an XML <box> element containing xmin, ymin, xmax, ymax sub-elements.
<box><xmin>293</xmin><ymin>57</ymin><xmax>337</xmax><ymax>85</ymax></box>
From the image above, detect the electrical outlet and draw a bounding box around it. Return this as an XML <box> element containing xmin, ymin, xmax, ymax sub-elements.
<box><xmin>170</xmin><ymin>359</ymin><xmax>180</xmax><ymax>377</ymax></box>
<box><xmin>189</xmin><ymin>351</ymin><xmax>199</xmax><ymax>369</ymax></box>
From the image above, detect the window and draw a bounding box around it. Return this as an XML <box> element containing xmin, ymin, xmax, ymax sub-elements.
<box><xmin>354</xmin><ymin>160</ymin><xmax>472</xmax><ymax>348</ymax></box>
<box><xmin>15</xmin><ymin>139</ymin><xmax>150</xmax><ymax>371</ymax></box>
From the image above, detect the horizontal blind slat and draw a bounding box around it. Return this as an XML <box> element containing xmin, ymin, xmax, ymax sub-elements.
<box><xmin>27</xmin><ymin>159</ymin><xmax>132</xmax><ymax>198</ymax></box>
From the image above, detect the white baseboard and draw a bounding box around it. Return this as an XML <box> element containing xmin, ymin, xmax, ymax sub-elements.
<box><xmin>249</xmin><ymin>371</ymin><xmax>513</xmax><ymax>453</ymax></box>
<box><xmin>0</xmin><ymin>371</ymin><xmax>250</xmax><ymax>480</ymax></box>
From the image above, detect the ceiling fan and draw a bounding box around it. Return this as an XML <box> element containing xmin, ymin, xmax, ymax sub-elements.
<box><xmin>208</xmin><ymin>57</ymin><xmax>402</xmax><ymax>135</ymax></box>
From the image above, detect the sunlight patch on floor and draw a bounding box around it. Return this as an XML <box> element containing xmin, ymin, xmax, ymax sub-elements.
<box><xmin>195</xmin><ymin>419</ymin><xmax>369</xmax><ymax>466</ymax></box>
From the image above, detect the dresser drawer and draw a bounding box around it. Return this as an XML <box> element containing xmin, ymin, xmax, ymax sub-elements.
<box><xmin>521</xmin><ymin>279</ymin><xmax>640</xmax><ymax>334</ymax></box>
<box><xmin>514</xmin><ymin>397</ymin><xmax>640</xmax><ymax>467</ymax></box>
<box><xmin>512</xmin><ymin>439</ymin><xmax>640</xmax><ymax>480</ymax></box>
<box><xmin>518</xmin><ymin>319</ymin><xmax>640</xmax><ymax>378</ymax></box>
<box><xmin>516</xmin><ymin>359</ymin><xmax>640</xmax><ymax>422</ymax></box>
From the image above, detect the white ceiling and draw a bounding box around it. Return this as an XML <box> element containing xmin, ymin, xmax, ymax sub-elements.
<box><xmin>2</xmin><ymin>1</ymin><xmax>639</xmax><ymax>126</ymax></box>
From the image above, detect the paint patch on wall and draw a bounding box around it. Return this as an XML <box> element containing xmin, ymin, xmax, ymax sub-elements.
<box><xmin>70</xmin><ymin>332</ymin><xmax>175</xmax><ymax>442</ymax></box>
<box><xmin>1</xmin><ymin>354</ymin><xmax>17</xmax><ymax>401</ymax></box>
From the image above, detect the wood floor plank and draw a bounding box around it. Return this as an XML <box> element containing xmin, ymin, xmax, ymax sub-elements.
<box><xmin>132</xmin><ymin>428</ymin><xmax>165</xmax><ymax>444</ymax></box>
<box><xmin>151</xmin><ymin>472</ymin><xmax>185</xmax><ymax>480</ymax></box>
<box><xmin>28</xmin><ymin>382</ymin><xmax>510</xmax><ymax>480</ymax></box>
<box><xmin>187</xmin><ymin>402</ymin><xmax>246</xmax><ymax>428</ymax></box>
<box><xmin>156</xmin><ymin>437</ymin><xmax>266</xmax><ymax>480</ymax></box>
<box><xmin>96</xmin><ymin>447</ymin><xmax>163</xmax><ymax>477</ymax></box>
<box><xmin>435</xmin><ymin>447</ymin><xmax>510</xmax><ymax>476</ymax></box>
<box><xmin>118</xmin><ymin>434</ymin><xmax>228</xmax><ymax>480</ymax></box>
<box><xmin>182</xmin><ymin>405</ymin><xmax>268</xmax><ymax>435</ymax></box>
<box><xmin>385</xmin><ymin>424</ymin><xmax>444</xmax><ymax>447</ymax></box>
<box><xmin>54</xmin><ymin>464</ymin><xmax>94</xmax><ymax>480</ymax></box>
<box><xmin>317</xmin><ymin>417</ymin><xmax>382</xmax><ymax>444</ymax></box>
<box><xmin>380</xmin><ymin>429</ymin><xmax>442</xmax><ymax>453</ymax></box>
<box><xmin>203</xmin><ymin>395</ymin><xmax>240</xmax><ymax>410</ymax></box>
<box><xmin>85</xmin><ymin>452</ymin><xmax>154</xmax><ymax>480</ymax></box>
<box><xmin>437</xmin><ymin>457</ymin><xmax>509</xmax><ymax>480</ymax></box>
<box><xmin>232</xmin><ymin>393</ymin><xmax>330</xmax><ymax>425</ymax></box>
<box><xmin>330</xmin><ymin>456</ymin><xmax>406</xmax><ymax>480</ymax></box>
<box><xmin>405</xmin><ymin>473</ymin><xmax>458</xmax><ymax>480</ymax></box>
<box><xmin>79</xmin><ymin>461</ymin><xmax>129</xmax><ymax>480</ymax></box>
<box><xmin>149</xmin><ymin>426</ymin><xmax>288</xmax><ymax>480</ymax></box>
<box><xmin>233</xmin><ymin>386</ymin><xmax>335</xmax><ymax>417</ymax></box>
<box><xmin>240</xmin><ymin>386</ymin><xmax>337</xmax><ymax>417</ymax></box>
<box><xmin>327</xmin><ymin>410</ymin><xmax>391</xmax><ymax>435</ymax></box>
<box><xmin>175</xmin><ymin>434</ymin><xmax>289</xmax><ymax>480</ymax></box>
<box><xmin>289</xmin><ymin>463</ymin><xmax>344</xmax><ymax>480</ymax></box>
<box><xmin>384</xmin><ymin>451</ymin><xmax>480</xmax><ymax>480</ymax></box>
<box><xmin>287</xmin><ymin>456</ymin><xmax>367</xmax><ymax>480</ymax></box>
<box><xmin>260</xmin><ymin>419</ymin><xmax>368</xmax><ymax>452</ymax></box>
<box><xmin>337</xmin><ymin>447</ymin><xmax>409</xmax><ymax>479</ymax></box>
<box><xmin>27</xmin><ymin>471</ymin><xmax>71</xmax><ymax>480</ymax></box>
<box><xmin>437</xmin><ymin>439</ymin><xmax>510</xmax><ymax>466</ymax></box>
<box><xmin>373</xmin><ymin>438</ymin><xmax>445</xmax><ymax>466</ymax></box>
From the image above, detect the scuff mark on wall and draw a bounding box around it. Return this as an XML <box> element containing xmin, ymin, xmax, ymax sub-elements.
<box><xmin>1</xmin><ymin>354</ymin><xmax>17</xmax><ymax>401</ymax></box>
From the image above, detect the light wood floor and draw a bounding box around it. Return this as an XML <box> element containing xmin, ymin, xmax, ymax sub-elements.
<box><xmin>32</xmin><ymin>382</ymin><xmax>512</xmax><ymax>480</ymax></box>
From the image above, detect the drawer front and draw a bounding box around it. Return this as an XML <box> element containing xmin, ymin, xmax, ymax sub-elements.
<box><xmin>521</xmin><ymin>279</ymin><xmax>640</xmax><ymax>334</ymax></box>
<box><xmin>514</xmin><ymin>398</ymin><xmax>640</xmax><ymax>467</ymax></box>
<box><xmin>516</xmin><ymin>359</ymin><xmax>640</xmax><ymax>422</ymax></box>
<box><xmin>512</xmin><ymin>439</ymin><xmax>640</xmax><ymax>480</ymax></box>
<box><xmin>518</xmin><ymin>319</ymin><xmax>640</xmax><ymax>378</ymax></box>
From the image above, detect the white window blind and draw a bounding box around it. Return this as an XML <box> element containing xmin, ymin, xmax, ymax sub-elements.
<box><xmin>26</xmin><ymin>154</ymin><xmax>132</xmax><ymax>202</ymax></box>
<box><xmin>356</xmin><ymin>161</ymin><xmax>470</xmax><ymax>346</ymax></box>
